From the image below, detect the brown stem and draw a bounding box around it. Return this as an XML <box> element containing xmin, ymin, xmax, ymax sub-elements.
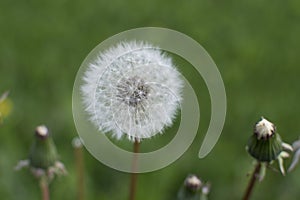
<box><xmin>75</xmin><ymin>144</ymin><xmax>85</xmax><ymax>200</ymax></box>
<box><xmin>40</xmin><ymin>177</ymin><xmax>50</xmax><ymax>200</ymax></box>
<box><xmin>243</xmin><ymin>162</ymin><xmax>262</xmax><ymax>200</ymax></box>
<box><xmin>129</xmin><ymin>139</ymin><xmax>140</xmax><ymax>200</ymax></box>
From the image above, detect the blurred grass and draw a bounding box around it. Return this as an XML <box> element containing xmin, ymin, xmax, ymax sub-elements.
<box><xmin>1</xmin><ymin>0</ymin><xmax>300</xmax><ymax>199</ymax></box>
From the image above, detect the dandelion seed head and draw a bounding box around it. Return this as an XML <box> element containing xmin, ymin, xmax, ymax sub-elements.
<box><xmin>81</xmin><ymin>41</ymin><xmax>183</xmax><ymax>141</ymax></box>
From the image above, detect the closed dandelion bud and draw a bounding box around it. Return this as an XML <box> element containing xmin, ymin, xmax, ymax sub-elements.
<box><xmin>177</xmin><ymin>175</ymin><xmax>202</xmax><ymax>200</ymax></box>
<box><xmin>184</xmin><ymin>175</ymin><xmax>202</xmax><ymax>193</ymax></box>
<box><xmin>29</xmin><ymin>125</ymin><xmax>58</xmax><ymax>169</ymax></box>
<box><xmin>247</xmin><ymin>117</ymin><xmax>283</xmax><ymax>162</ymax></box>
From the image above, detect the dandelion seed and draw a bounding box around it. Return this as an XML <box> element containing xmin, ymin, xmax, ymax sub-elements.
<box><xmin>81</xmin><ymin>41</ymin><xmax>183</xmax><ymax>141</ymax></box>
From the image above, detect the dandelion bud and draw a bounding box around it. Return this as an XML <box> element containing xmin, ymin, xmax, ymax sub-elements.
<box><xmin>72</xmin><ymin>136</ymin><xmax>83</xmax><ymax>148</ymax></box>
<box><xmin>29</xmin><ymin>125</ymin><xmax>58</xmax><ymax>169</ymax></box>
<box><xmin>247</xmin><ymin>117</ymin><xmax>283</xmax><ymax>162</ymax></box>
<box><xmin>35</xmin><ymin>125</ymin><xmax>49</xmax><ymax>139</ymax></box>
<box><xmin>254</xmin><ymin>117</ymin><xmax>276</xmax><ymax>140</ymax></box>
<box><xmin>184</xmin><ymin>175</ymin><xmax>202</xmax><ymax>193</ymax></box>
<box><xmin>177</xmin><ymin>175</ymin><xmax>209</xmax><ymax>200</ymax></box>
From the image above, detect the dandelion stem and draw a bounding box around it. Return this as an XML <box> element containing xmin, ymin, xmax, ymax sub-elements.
<box><xmin>40</xmin><ymin>177</ymin><xmax>50</xmax><ymax>200</ymax></box>
<box><xmin>74</xmin><ymin>142</ymin><xmax>85</xmax><ymax>200</ymax></box>
<box><xmin>129</xmin><ymin>139</ymin><xmax>140</xmax><ymax>200</ymax></box>
<box><xmin>243</xmin><ymin>162</ymin><xmax>261</xmax><ymax>200</ymax></box>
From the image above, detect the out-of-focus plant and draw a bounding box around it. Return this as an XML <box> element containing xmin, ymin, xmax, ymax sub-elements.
<box><xmin>0</xmin><ymin>90</ymin><xmax>12</xmax><ymax>124</ymax></box>
<box><xmin>15</xmin><ymin>125</ymin><xmax>67</xmax><ymax>200</ymax></box>
<box><xmin>288</xmin><ymin>138</ymin><xmax>300</xmax><ymax>172</ymax></box>
<box><xmin>72</xmin><ymin>137</ymin><xmax>85</xmax><ymax>200</ymax></box>
<box><xmin>243</xmin><ymin>117</ymin><xmax>293</xmax><ymax>200</ymax></box>
<box><xmin>177</xmin><ymin>174</ymin><xmax>210</xmax><ymax>200</ymax></box>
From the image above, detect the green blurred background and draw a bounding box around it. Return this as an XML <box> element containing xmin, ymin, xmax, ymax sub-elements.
<box><xmin>1</xmin><ymin>0</ymin><xmax>300</xmax><ymax>199</ymax></box>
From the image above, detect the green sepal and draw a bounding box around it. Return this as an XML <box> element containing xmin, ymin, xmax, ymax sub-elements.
<box><xmin>29</xmin><ymin>136</ymin><xmax>58</xmax><ymax>169</ymax></box>
<box><xmin>177</xmin><ymin>186</ymin><xmax>201</xmax><ymax>200</ymax></box>
<box><xmin>247</xmin><ymin>133</ymin><xmax>282</xmax><ymax>162</ymax></box>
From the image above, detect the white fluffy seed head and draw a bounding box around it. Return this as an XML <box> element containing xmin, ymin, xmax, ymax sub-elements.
<box><xmin>81</xmin><ymin>41</ymin><xmax>183</xmax><ymax>141</ymax></box>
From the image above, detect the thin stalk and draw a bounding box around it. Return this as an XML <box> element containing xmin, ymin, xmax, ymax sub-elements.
<box><xmin>74</xmin><ymin>143</ymin><xmax>85</xmax><ymax>200</ymax></box>
<box><xmin>243</xmin><ymin>162</ymin><xmax>262</xmax><ymax>200</ymax></box>
<box><xmin>39</xmin><ymin>177</ymin><xmax>50</xmax><ymax>200</ymax></box>
<box><xmin>129</xmin><ymin>139</ymin><xmax>140</xmax><ymax>200</ymax></box>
